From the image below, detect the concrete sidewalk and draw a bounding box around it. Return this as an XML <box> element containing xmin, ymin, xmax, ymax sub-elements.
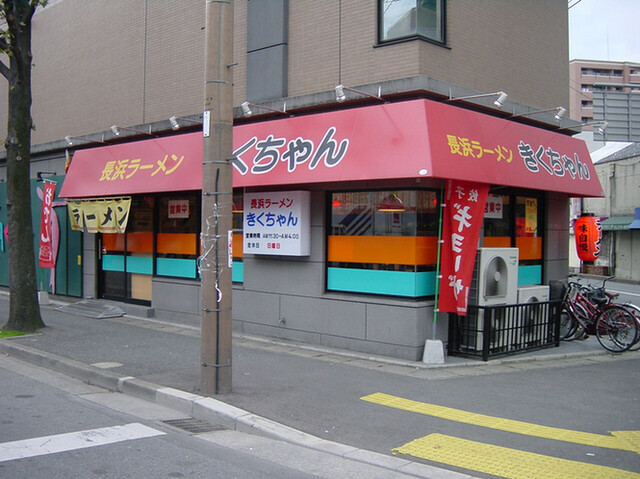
<box><xmin>1</xmin><ymin>293</ymin><xmax>629</xmax><ymax>479</ymax></box>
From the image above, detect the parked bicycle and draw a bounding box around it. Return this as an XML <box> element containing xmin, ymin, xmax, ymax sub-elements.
<box><xmin>619</xmin><ymin>302</ymin><xmax>640</xmax><ymax>351</ymax></box>
<box><xmin>559</xmin><ymin>275</ymin><xmax>638</xmax><ymax>352</ymax></box>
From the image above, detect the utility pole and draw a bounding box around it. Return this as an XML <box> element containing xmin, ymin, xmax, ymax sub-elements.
<box><xmin>200</xmin><ymin>0</ymin><xmax>233</xmax><ymax>394</ymax></box>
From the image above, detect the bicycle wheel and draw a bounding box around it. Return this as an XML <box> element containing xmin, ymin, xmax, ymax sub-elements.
<box><xmin>561</xmin><ymin>302</ymin><xmax>589</xmax><ymax>341</ymax></box>
<box><xmin>595</xmin><ymin>306</ymin><xmax>639</xmax><ymax>353</ymax></box>
<box><xmin>570</xmin><ymin>302</ymin><xmax>590</xmax><ymax>340</ymax></box>
<box><xmin>622</xmin><ymin>304</ymin><xmax>640</xmax><ymax>351</ymax></box>
<box><xmin>559</xmin><ymin>307</ymin><xmax>578</xmax><ymax>340</ymax></box>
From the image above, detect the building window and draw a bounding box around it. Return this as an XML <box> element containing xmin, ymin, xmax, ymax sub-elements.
<box><xmin>379</xmin><ymin>0</ymin><xmax>445</xmax><ymax>44</ymax></box>
<box><xmin>328</xmin><ymin>189</ymin><xmax>440</xmax><ymax>297</ymax></box>
<box><xmin>483</xmin><ymin>192</ymin><xmax>544</xmax><ymax>286</ymax></box>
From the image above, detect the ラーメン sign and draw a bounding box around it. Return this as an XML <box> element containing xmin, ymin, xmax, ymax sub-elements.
<box><xmin>243</xmin><ymin>190</ymin><xmax>310</xmax><ymax>256</ymax></box>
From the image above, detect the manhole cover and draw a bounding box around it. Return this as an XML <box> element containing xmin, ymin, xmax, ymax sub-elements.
<box><xmin>162</xmin><ymin>417</ymin><xmax>226</xmax><ymax>434</ymax></box>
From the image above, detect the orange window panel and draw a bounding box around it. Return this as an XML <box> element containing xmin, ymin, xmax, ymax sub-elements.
<box><xmin>328</xmin><ymin>236</ymin><xmax>438</xmax><ymax>265</ymax></box>
<box><xmin>126</xmin><ymin>232</ymin><xmax>153</xmax><ymax>253</ymax></box>
<box><xmin>103</xmin><ymin>233</ymin><xmax>124</xmax><ymax>251</ymax></box>
<box><xmin>157</xmin><ymin>233</ymin><xmax>197</xmax><ymax>255</ymax></box>
<box><xmin>233</xmin><ymin>234</ymin><xmax>243</xmax><ymax>258</ymax></box>
<box><xmin>483</xmin><ymin>236</ymin><xmax>511</xmax><ymax>248</ymax></box>
<box><xmin>516</xmin><ymin>236</ymin><xmax>542</xmax><ymax>260</ymax></box>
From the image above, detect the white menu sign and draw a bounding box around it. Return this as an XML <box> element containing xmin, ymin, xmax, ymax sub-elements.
<box><xmin>243</xmin><ymin>190</ymin><xmax>310</xmax><ymax>256</ymax></box>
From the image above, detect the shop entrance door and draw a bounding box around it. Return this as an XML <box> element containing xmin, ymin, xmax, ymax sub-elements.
<box><xmin>98</xmin><ymin>196</ymin><xmax>154</xmax><ymax>305</ymax></box>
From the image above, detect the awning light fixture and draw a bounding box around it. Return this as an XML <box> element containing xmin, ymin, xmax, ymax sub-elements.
<box><xmin>512</xmin><ymin>106</ymin><xmax>566</xmax><ymax>121</ymax></box>
<box><xmin>110</xmin><ymin>124</ymin><xmax>154</xmax><ymax>137</ymax></box>
<box><xmin>581</xmin><ymin>120</ymin><xmax>608</xmax><ymax>134</ymax></box>
<box><xmin>335</xmin><ymin>84</ymin><xmax>383</xmax><ymax>103</ymax></box>
<box><xmin>448</xmin><ymin>90</ymin><xmax>508</xmax><ymax>108</ymax></box>
<box><xmin>240</xmin><ymin>101</ymin><xmax>288</xmax><ymax>118</ymax></box>
<box><xmin>36</xmin><ymin>171</ymin><xmax>57</xmax><ymax>182</ymax></box>
<box><xmin>169</xmin><ymin>115</ymin><xmax>202</xmax><ymax>131</ymax></box>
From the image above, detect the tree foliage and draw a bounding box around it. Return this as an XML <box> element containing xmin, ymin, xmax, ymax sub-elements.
<box><xmin>1</xmin><ymin>0</ymin><xmax>48</xmax><ymax>331</ymax></box>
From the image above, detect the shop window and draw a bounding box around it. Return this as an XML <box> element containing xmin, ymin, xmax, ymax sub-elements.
<box><xmin>231</xmin><ymin>189</ymin><xmax>244</xmax><ymax>283</ymax></box>
<box><xmin>156</xmin><ymin>193</ymin><xmax>200</xmax><ymax>279</ymax></box>
<box><xmin>483</xmin><ymin>192</ymin><xmax>544</xmax><ymax>286</ymax></box>
<box><xmin>379</xmin><ymin>0</ymin><xmax>445</xmax><ymax>44</ymax></box>
<box><xmin>101</xmin><ymin>196</ymin><xmax>155</xmax><ymax>303</ymax></box>
<box><xmin>328</xmin><ymin>189</ymin><xmax>440</xmax><ymax>297</ymax></box>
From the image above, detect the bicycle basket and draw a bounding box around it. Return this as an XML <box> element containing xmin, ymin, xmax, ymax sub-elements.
<box><xmin>584</xmin><ymin>288</ymin><xmax>607</xmax><ymax>306</ymax></box>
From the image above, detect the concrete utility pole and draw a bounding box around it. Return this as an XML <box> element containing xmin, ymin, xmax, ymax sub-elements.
<box><xmin>200</xmin><ymin>0</ymin><xmax>234</xmax><ymax>394</ymax></box>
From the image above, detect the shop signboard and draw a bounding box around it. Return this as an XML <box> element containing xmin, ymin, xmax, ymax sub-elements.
<box><xmin>243</xmin><ymin>190</ymin><xmax>310</xmax><ymax>256</ymax></box>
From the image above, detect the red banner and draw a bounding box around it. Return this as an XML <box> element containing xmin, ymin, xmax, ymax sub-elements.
<box><xmin>38</xmin><ymin>181</ymin><xmax>56</xmax><ymax>268</ymax></box>
<box><xmin>438</xmin><ymin>180</ymin><xmax>490</xmax><ymax>315</ymax></box>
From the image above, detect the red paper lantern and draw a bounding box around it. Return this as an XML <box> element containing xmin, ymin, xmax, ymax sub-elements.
<box><xmin>574</xmin><ymin>215</ymin><xmax>602</xmax><ymax>262</ymax></box>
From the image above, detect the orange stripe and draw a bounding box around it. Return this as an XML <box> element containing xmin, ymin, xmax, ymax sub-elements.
<box><xmin>483</xmin><ymin>236</ymin><xmax>511</xmax><ymax>248</ymax></box>
<box><xmin>517</xmin><ymin>236</ymin><xmax>542</xmax><ymax>260</ymax></box>
<box><xmin>233</xmin><ymin>234</ymin><xmax>243</xmax><ymax>258</ymax></box>
<box><xmin>157</xmin><ymin>233</ymin><xmax>197</xmax><ymax>255</ymax></box>
<box><xmin>328</xmin><ymin>236</ymin><xmax>438</xmax><ymax>265</ymax></box>
<box><xmin>126</xmin><ymin>232</ymin><xmax>153</xmax><ymax>253</ymax></box>
<box><xmin>103</xmin><ymin>233</ymin><xmax>124</xmax><ymax>251</ymax></box>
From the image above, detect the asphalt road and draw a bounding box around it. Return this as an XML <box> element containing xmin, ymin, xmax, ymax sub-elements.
<box><xmin>0</xmin><ymin>354</ymin><xmax>429</xmax><ymax>479</ymax></box>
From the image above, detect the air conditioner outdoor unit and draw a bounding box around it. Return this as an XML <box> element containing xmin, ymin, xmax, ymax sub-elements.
<box><xmin>463</xmin><ymin>247</ymin><xmax>519</xmax><ymax>351</ymax></box>
<box><xmin>517</xmin><ymin>285</ymin><xmax>550</xmax><ymax>346</ymax></box>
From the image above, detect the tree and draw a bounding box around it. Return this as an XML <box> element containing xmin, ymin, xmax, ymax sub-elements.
<box><xmin>0</xmin><ymin>0</ymin><xmax>47</xmax><ymax>331</ymax></box>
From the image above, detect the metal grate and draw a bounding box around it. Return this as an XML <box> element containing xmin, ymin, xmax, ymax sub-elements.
<box><xmin>162</xmin><ymin>417</ymin><xmax>226</xmax><ymax>434</ymax></box>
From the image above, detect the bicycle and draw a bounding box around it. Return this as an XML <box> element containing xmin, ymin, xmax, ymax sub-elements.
<box><xmin>558</xmin><ymin>275</ymin><xmax>638</xmax><ymax>352</ymax></box>
<box><xmin>583</xmin><ymin>278</ymin><xmax>640</xmax><ymax>352</ymax></box>
<box><xmin>618</xmin><ymin>302</ymin><xmax>640</xmax><ymax>351</ymax></box>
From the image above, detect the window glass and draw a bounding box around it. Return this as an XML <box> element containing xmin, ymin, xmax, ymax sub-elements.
<box><xmin>483</xmin><ymin>194</ymin><xmax>510</xmax><ymax>240</ymax></box>
<box><xmin>482</xmin><ymin>192</ymin><xmax>544</xmax><ymax>285</ymax></box>
<box><xmin>232</xmin><ymin>189</ymin><xmax>244</xmax><ymax>283</ymax></box>
<box><xmin>331</xmin><ymin>190</ymin><xmax>438</xmax><ymax>237</ymax></box>
<box><xmin>328</xmin><ymin>189</ymin><xmax>440</xmax><ymax>298</ymax></box>
<box><xmin>156</xmin><ymin>192</ymin><xmax>199</xmax><ymax>278</ymax></box>
<box><xmin>380</xmin><ymin>0</ymin><xmax>444</xmax><ymax>43</ymax></box>
<box><xmin>515</xmin><ymin>196</ymin><xmax>542</xmax><ymax>261</ymax></box>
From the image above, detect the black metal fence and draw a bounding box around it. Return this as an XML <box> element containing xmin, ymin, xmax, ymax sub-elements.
<box><xmin>448</xmin><ymin>300</ymin><xmax>562</xmax><ymax>361</ymax></box>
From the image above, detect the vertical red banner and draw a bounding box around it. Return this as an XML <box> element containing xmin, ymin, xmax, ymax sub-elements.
<box><xmin>38</xmin><ymin>181</ymin><xmax>56</xmax><ymax>268</ymax></box>
<box><xmin>438</xmin><ymin>180</ymin><xmax>490</xmax><ymax>315</ymax></box>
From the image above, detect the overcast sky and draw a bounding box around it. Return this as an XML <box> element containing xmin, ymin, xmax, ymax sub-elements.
<box><xmin>569</xmin><ymin>0</ymin><xmax>640</xmax><ymax>63</ymax></box>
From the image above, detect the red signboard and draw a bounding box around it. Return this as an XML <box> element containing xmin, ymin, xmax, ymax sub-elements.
<box><xmin>438</xmin><ymin>180</ymin><xmax>490</xmax><ymax>315</ymax></box>
<box><xmin>60</xmin><ymin>99</ymin><xmax>604</xmax><ymax>198</ymax></box>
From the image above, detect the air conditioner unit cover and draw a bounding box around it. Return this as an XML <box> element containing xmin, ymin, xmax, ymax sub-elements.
<box><xmin>475</xmin><ymin>247</ymin><xmax>519</xmax><ymax>305</ymax></box>
<box><xmin>517</xmin><ymin>285</ymin><xmax>550</xmax><ymax>303</ymax></box>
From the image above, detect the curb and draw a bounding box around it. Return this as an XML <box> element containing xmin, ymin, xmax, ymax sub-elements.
<box><xmin>0</xmin><ymin>340</ymin><xmax>478</xmax><ymax>479</ymax></box>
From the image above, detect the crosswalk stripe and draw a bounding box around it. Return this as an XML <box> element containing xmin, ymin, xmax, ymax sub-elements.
<box><xmin>0</xmin><ymin>423</ymin><xmax>165</xmax><ymax>463</ymax></box>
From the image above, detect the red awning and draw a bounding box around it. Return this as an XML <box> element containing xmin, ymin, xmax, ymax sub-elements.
<box><xmin>60</xmin><ymin>99</ymin><xmax>604</xmax><ymax>198</ymax></box>
<box><xmin>59</xmin><ymin>133</ymin><xmax>203</xmax><ymax>198</ymax></box>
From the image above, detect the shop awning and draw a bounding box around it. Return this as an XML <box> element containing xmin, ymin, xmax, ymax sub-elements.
<box><xmin>629</xmin><ymin>207</ymin><xmax>640</xmax><ymax>229</ymax></box>
<box><xmin>61</xmin><ymin>99</ymin><xmax>604</xmax><ymax>198</ymax></box>
<box><xmin>601</xmin><ymin>216</ymin><xmax>634</xmax><ymax>230</ymax></box>
<box><xmin>59</xmin><ymin>133</ymin><xmax>202</xmax><ymax>198</ymax></box>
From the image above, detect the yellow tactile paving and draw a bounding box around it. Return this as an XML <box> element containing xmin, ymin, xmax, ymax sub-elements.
<box><xmin>361</xmin><ymin>392</ymin><xmax>640</xmax><ymax>454</ymax></box>
<box><xmin>394</xmin><ymin>434</ymin><xmax>640</xmax><ymax>479</ymax></box>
